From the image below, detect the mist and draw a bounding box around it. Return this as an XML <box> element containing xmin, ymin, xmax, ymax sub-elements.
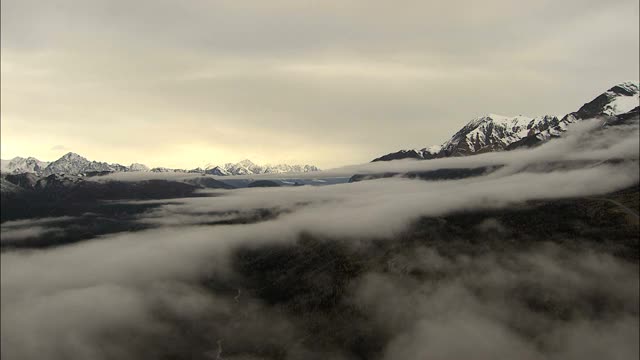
<box><xmin>1</xmin><ymin>121</ymin><xmax>638</xmax><ymax>360</ymax></box>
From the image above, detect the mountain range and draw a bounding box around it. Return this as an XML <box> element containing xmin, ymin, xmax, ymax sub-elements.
<box><xmin>0</xmin><ymin>154</ymin><xmax>320</xmax><ymax>177</ymax></box>
<box><xmin>373</xmin><ymin>81</ymin><xmax>639</xmax><ymax>161</ymax></box>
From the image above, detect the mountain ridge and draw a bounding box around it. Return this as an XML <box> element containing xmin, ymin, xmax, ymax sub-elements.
<box><xmin>373</xmin><ymin>81</ymin><xmax>639</xmax><ymax>162</ymax></box>
<box><xmin>0</xmin><ymin>153</ymin><xmax>320</xmax><ymax>177</ymax></box>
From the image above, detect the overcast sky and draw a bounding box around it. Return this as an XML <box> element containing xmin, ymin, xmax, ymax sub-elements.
<box><xmin>1</xmin><ymin>0</ymin><xmax>638</xmax><ymax>168</ymax></box>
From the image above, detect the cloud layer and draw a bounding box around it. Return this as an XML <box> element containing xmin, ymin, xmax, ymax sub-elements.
<box><xmin>1</xmin><ymin>121</ymin><xmax>638</xmax><ymax>359</ymax></box>
<box><xmin>2</xmin><ymin>0</ymin><xmax>638</xmax><ymax>167</ymax></box>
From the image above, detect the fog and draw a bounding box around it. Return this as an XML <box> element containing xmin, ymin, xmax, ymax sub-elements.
<box><xmin>97</xmin><ymin>119</ymin><xmax>639</xmax><ymax>183</ymax></box>
<box><xmin>1</xmin><ymin>216</ymin><xmax>75</xmax><ymax>243</ymax></box>
<box><xmin>1</xmin><ymin>121</ymin><xmax>638</xmax><ymax>359</ymax></box>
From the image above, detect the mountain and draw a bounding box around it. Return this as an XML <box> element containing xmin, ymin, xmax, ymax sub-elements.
<box><xmin>129</xmin><ymin>163</ymin><xmax>150</xmax><ymax>172</ymax></box>
<box><xmin>571</xmin><ymin>81</ymin><xmax>639</xmax><ymax>119</ymax></box>
<box><xmin>223</xmin><ymin>159</ymin><xmax>260</xmax><ymax>175</ymax></box>
<box><xmin>373</xmin><ymin>81</ymin><xmax>639</xmax><ymax>162</ymax></box>
<box><xmin>506</xmin><ymin>81</ymin><xmax>640</xmax><ymax>149</ymax></box>
<box><xmin>0</xmin><ymin>152</ymin><xmax>319</xmax><ymax>177</ymax></box>
<box><xmin>150</xmin><ymin>167</ymin><xmax>185</xmax><ymax>173</ymax></box>
<box><xmin>262</xmin><ymin>163</ymin><xmax>321</xmax><ymax>174</ymax></box>
<box><xmin>43</xmin><ymin>152</ymin><xmax>118</xmax><ymax>175</ymax></box>
<box><xmin>204</xmin><ymin>166</ymin><xmax>230</xmax><ymax>176</ymax></box>
<box><xmin>0</xmin><ymin>157</ymin><xmax>50</xmax><ymax>174</ymax></box>
<box><xmin>219</xmin><ymin>159</ymin><xmax>319</xmax><ymax>176</ymax></box>
<box><xmin>439</xmin><ymin>114</ymin><xmax>567</xmax><ymax>156</ymax></box>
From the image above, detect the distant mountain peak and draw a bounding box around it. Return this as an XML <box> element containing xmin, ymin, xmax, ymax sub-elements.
<box><xmin>238</xmin><ymin>159</ymin><xmax>255</xmax><ymax>165</ymax></box>
<box><xmin>2</xmin><ymin>154</ymin><xmax>320</xmax><ymax>177</ymax></box>
<box><xmin>214</xmin><ymin>159</ymin><xmax>319</xmax><ymax>176</ymax></box>
<box><xmin>373</xmin><ymin>81</ymin><xmax>639</xmax><ymax>162</ymax></box>
<box><xmin>0</xmin><ymin>156</ymin><xmax>50</xmax><ymax>174</ymax></box>
<box><xmin>129</xmin><ymin>163</ymin><xmax>150</xmax><ymax>172</ymax></box>
<box><xmin>572</xmin><ymin>80</ymin><xmax>639</xmax><ymax>119</ymax></box>
<box><xmin>60</xmin><ymin>152</ymin><xmax>87</xmax><ymax>160</ymax></box>
<box><xmin>609</xmin><ymin>81</ymin><xmax>639</xmax><ymax>96</ymax></box>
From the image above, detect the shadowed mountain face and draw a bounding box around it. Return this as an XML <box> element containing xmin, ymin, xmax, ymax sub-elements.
<box><xmin>247</xmin><ymin>180</ymin><xmax>282</xmax><ymax>188</ymax></box>
<box><xmin>349</xmin><ymin>166</ymin><xmax>502</xmax><ymax>183</ymax></box>
<box><xmin>0</xmin><ymin>174</ymin><xmax>234</xmax><ymax>222</ymax></box>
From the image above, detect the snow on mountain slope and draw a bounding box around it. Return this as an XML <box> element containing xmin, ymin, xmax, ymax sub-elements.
<box><xmin>150</xmin><ymin>167</ymin><xmax>186</xmax><ymax>173</ymax></box>
<box><xmin>262</xmin><ymin>163</ymin><xmax>320</xmax><ymax>174</ymax></box>
<box><xmin>373</xmin><ymin>81</ymin><xmax>639</xmax><ymax>162</ymax></box>
<box><xmin>204</xmin><ymin>166</ymin><xmax>230</xmax><ymax>176</ymax></box>
<box><xmin>219</xmin><ymin>159</ymin><xmax>320</xmax><ymax>176</ymax></box>
<box><xmin>439</xmin><ymin>114</ymin><xmax>567</xmax><ymax>156</ymax></box>
<box><xmin>0</xmin><ymin>157</ymin><xmax>50</xmax><ymax>174</ymax></box>
<box><xmin>568</xmin><ymin>81</ymin><xmax>639</xmax><ymax>120</ymax></box>
<box><xmin>224</xmin><ymin>159</ymin><xmax>320</xmax><ymax>175</ymax></box>
<box><xmin>224</xmin><ymin>159</ymin><xmax>261</xmax><ymax>175</ymax></box>
<box><xmin>2</xmin><ymin>152</ymin><xmax>319</xmax><ymax>177</ymax></box>
<box><xmin>129</xmin><ymin>163</ymin><xmax>150</xmax><ymax>172</ymax></box>
<box><xmin>0</xmin><ymin>159</ymin><xmax>10</xmax><ymax>171</ymax></box>
<box><xmin>374</xmin><ymin>114</ymin><xmax>563</xmax><ymax>161</ymax></box>
<box><xmin>595</xmin><ymin>81</ymin><xmax>639</xmax><ymax>116</ymax></box>
<box><xmin>43</xmin><ymin>152</ymin><xmax>120</xmax><ymax>175</ymax></box>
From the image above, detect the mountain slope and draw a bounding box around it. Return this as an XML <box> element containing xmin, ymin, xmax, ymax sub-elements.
<box><xmin>42</xmin><ymin>152</ymin><xmax>118</xmax><ymax>175</ymax></box>
<box><xmin>220</xmin><ymin>159</ymin><xmax>320</xmax><ymax>176</ymax></box>
<box><xmin>1</xmin><ymin>153</ymin><xmax>319</xmax><ymax>177</ymax></box>
<box><xmin>0</xmin><ymin>157</ymin><xmax>50</xmax><ymax>174</ymax></box>
<box><xmin>373</xmin><ymin>81</ymin><xmax>639</xmax><ymax>162</ymax></box>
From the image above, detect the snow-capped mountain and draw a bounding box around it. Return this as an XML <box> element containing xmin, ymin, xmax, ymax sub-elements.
<box><xmin>438</xmin><ymin>114</ymin><xmax>567</xmax><ymax>156</ymax></box>
<box><xmin>572</xmin><ymin>81</ymin><xmax>639</xmax><ymax>119</ymax></box>
<box><xmin>0</xmin><ymin>157</ymin><xmax>50</xmax><ymax>174</ymax></box>
<box><xmin>262</xmin><ymin>163</ymin><xmax>321</xmax><ymax>174</ymax></box>
<box><xmin>0</xmin><ymin>153</ymin><xmax>321</xmax><ymax>177</ymax></box>
<box><xmin>150</xmin><ymin>167</ymin><xmax>184</xmax><ymax>173</ymax></box>
<box><xmin>223</xmin><ymin>159</ymin><xmax>261</xmax><ymax>175</ymax></box>
<box><xmin>219</xmin><ymin>159</ymin><xmax>320</xmax><ymax>176</ymax></box>
<box><xmin>42</xmin><ymin>152</ymin><xmax>116</xmax><ymax>175</ymax></box>
<box><xmin>0</xmin><ymin>153</ymin><xmax>156</xmax><ymax>176</ymax></box>
<box><xmin>373</xmin><ymin>114</ymin><xmax>570</xmax><ymax>161</ymax></box>
<box><xmin>129</xmin><ymin>163</ymin><xmax>150</xmax><ymax>172</ymax></box>
<box><xmin>373</xmin><ymin>81</ymin><xmax>639</xmax><ymax>162</ymax></box>
<box><xmin>204</xmin><ymin>166</ymin><xmax>230</xmax><ymax>176</ymax></box>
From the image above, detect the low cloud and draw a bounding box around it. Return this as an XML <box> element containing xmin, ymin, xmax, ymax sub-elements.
<box><xmin>97</xmin><ymin>119</ymin><xmax>639</xmax><ymax>183</ymax></box>
<box><xmin>1</xmin><ymin>216</ymin><xmax>75</xmax><ymax>243</ymax></box>
<box><xmin>50</xmin><ymin>145</ymin><xmax>69</xmax><ymax>151</ymax></box>
<box><xmin>1</xmin><ymin>122</ymin><xmax>638</xmax><ymax>359</ymax></box>
<box><xmin>0</xmin><ymin>226</ymin><xmax>64</xmax><ymax>242</ymax></box>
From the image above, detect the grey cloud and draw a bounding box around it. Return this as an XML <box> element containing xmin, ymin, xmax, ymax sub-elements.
<box><xmin>0</xmin><ymin>226</ymin><xmax>64</xmax><ymax>243</ymax></box>
<box><xmin>352</xmin><ymin>244</ymin><xmax>639</xmax><ymax>360</ymax></box>
<box><xmin>1</xmin><ymin>216</ymin><xmax>76</xmax><ymax>243</ymax></box>
<box><xmin>1</xmin><ymin>0</ymin><xmax>637</xmax><ymax>166</ymax></box>
<box><xmin>1</xmin><ymin>124</ymin><xmax>638</xmax><ymax>359</ymax></box>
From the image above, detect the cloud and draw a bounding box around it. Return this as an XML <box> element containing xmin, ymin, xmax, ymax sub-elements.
<box><xmin>354</xmin><ymin>244</ymin><xmax>639</xmax><ymax>360</ymax></box>
<box><xmin>1</xmin><ymin>0</ymin><xmax>638</xmax><ymax>166</ymax></box>
<box><xmin>1</xmin><ymin>122</ymin><xmax>638</xmax><ymax>359</ymax></box>
<box><xmin>94</xmin><ymin>118</ymin><xmax>639</xmax><ymax>182</ymax></box>
<box><xmin>1</xmin><ymin>216</ymin><xmax>75</xmax><ymax>243</ymax></box>
<box><xmin>50</xmin><ymin>144</ymin><xmax>69</xmax><ymax>151</ymax></box>
<box><xmin>0</xmin><ymin>226</ymin><xmax>64</xmax><ymax>243</ymax></box>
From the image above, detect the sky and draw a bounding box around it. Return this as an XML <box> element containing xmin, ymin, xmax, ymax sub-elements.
<box><xmin>1</xmin><ymin>0</ymin><xmax>638</xmax><ymax>168</ymax></box>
